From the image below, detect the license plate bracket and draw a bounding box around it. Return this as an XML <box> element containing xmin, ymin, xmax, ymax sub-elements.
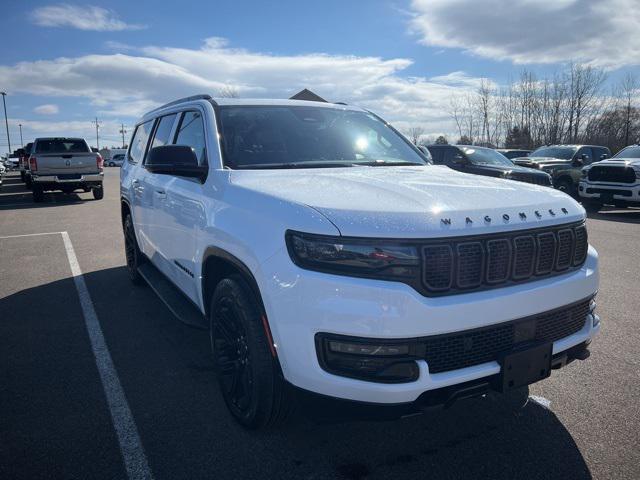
<box><xmin>499</xmin><ymin>342</ymin><xmax>552</xmax><ymax>392</ymax></box>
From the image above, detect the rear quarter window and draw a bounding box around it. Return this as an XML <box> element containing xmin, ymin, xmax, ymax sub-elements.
<box><xmin>128</xmin><ymin>120</ymin><xmax>154</xmax><ymax>164</ymax></box>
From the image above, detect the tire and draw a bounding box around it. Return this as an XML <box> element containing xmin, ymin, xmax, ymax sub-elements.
<box><xmin>210</xmin><ymin>275</ymin><xmax>293</xmax><ymax>429</ymax></box>
<box><xmin>582</xmin><ymin>201</ymin><xmax>602</xmax><ymax>213</ymax></box>
<box><xmin>123</xmin><ymin>214</ymin><xmax>144</xmax><ymax>284</ymax></box>
<box><xmin>555</xmin><ymin>178</ymin><xmax>574</xmax><ymax>196</ymax></box>
<box><xmin>93</xmin><ymin>186</ymin><xmax>104</xmax><ymax>200</ymax></box>
<box><xmin>25</xmin><ymin>176</ymin><xmax>32</xmax><ymax>190</ymax></box>
<box><xmin>20</xmin><ymin>171</ymin><xmax>26</xmax><ymax>182</ymax></box>
<box><xmin>32</xmin><ymin>185</ymin><xmax>44</xmax><ymax>203</ymax></box>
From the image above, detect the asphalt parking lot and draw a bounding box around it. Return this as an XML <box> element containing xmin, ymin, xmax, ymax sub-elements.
<box><xmin>1</xmin><ymin>168</ymin><xmax>639</xmax><ymax>480</ymax></box>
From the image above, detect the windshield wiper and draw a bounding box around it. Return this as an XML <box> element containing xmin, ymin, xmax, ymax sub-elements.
<box><xmin>233</xmin><ymin>161</ymin><xmax>359</xmax><ymax>170</ymax></box>
<box><xmin>355</xmin><ymin>160</ymin><xmax>425</xmax><ymax>167</ymax></box>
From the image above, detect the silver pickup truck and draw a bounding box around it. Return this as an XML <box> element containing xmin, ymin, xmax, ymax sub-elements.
<box><xmin>29</xmin><ymin>137</ymin><xmax>104</xmax><ymax>202</ymax></box>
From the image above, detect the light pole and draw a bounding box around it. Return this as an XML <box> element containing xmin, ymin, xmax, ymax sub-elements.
<box><xmin>91</xmin><ymin>117</ymin><xmax>102</xmax><ymax>150</ymax></box>
<box><xmin>0</xmin><ymin>92</ymin><xmax>10</xmax><ymax>155</ymax></box>
<box><xmin>119</xmin><ymin>123</ymin><xmax>127</xmax><ymax>148</ymax></box>
<box><xmin>18</xmin><ymin>123</ymin><xmax>23</xmax><ymax>147</ymax></box>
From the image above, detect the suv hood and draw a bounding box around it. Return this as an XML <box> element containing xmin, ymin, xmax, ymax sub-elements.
<box><xmin>514</xmin><ymin>156</ymin><xmax>570</xmax><ymax>166</ymax></box>
<box><xmin>590</xmin><ymin>158</ymin><xmax>640</xmax><ymax>168</ymax></box>
<box><xmin>229</xmin><ymin>165</ymin><xmax>584</xmax><ymax>238</ymax></box>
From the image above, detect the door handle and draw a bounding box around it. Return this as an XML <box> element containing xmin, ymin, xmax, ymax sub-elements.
<box><xmin>155</xmin><ymin>189</ymin><xmax>166</xmax><ymax>199</ymax></box>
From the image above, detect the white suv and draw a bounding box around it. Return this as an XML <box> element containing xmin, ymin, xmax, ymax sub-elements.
<box><xmin>121</xmin><ymin>95</ymin><xmax>600</xmax><ymax>428</ymax></box>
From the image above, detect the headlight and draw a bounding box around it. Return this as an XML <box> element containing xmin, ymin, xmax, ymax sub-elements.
<box><xmin>286</xmin><ymin>231</ymin><xmax>420</xmax><ymax>281</ymax></box>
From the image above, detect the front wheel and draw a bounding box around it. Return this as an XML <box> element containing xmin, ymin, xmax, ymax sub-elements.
<box><xmin>555</xmin><ymin>178</ymin><xmax>575</xmax><ymax>197</ymax></box>
<box><xmin>210</xmin><ymin>276</ymin><xmax>293</xmax><ymax>429</ymax></box>
<box><xmin>123</xmin><ymin>215</ymin><xmax>144</xmax><ymax>284</ymax></box>
<box><xmin>582</xmin><ymin>200</ymin><xmax>602</xmax><ymax>213</ymax></box>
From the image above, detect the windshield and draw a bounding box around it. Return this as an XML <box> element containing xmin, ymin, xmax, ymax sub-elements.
<box><xmin>530</xmin><ymin>146</ymin><xmax>577</xmax><ymax>160</ymax></box>
<box><xmin>35</xmin><ymin>138</ymin><xmax>89</xmax><ymax>154</ymax></box>
<box><xmin>461</xmin><ymin>147</ymin><xmax>513</xmax><ymax>166</ymax></box>
<box><xmin>613</xmin><ymin>146</ymin><xmax>640</xmax><ymax>159</ymax></box>
<box><xmin>218</xmin><ymin>106</ymin><xmax>427</xmax><ymax>169</ymax></box>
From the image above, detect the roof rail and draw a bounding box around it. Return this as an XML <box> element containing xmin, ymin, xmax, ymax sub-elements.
<box><xmin>146</xmin><ymin>94</ymin><xmax>216</xmax><ymax>115</ymax></box>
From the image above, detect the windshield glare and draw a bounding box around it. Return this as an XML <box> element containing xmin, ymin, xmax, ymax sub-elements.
<box><xmin>461</xmin><ymin>147</ymin><xmax>513</xmax><ymax>166</ymax></box>
<box><xmin>530</xmin><ymin>146</ymin><xmax>577</xmax><ymax>160</ymax></box>
<box><xmin>613</xmin><ymin>146</ymin><xmax>640</xmax><ymax>159</ymax></box>
<box><xmin>218</xmin><ymin>106</ymin><xmax>427</xmax><ymax>169</ymax></box>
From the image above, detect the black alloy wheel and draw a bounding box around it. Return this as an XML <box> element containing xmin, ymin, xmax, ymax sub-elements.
<box><xmin>210</xmin><ymin>276</ymin><xmax>293</xmax><ymax>429</ymax></box>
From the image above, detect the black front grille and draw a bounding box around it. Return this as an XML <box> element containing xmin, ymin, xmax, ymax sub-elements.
<box><xmin>422</xmin><ymin>299</ymin><xmax>591</xmax><ymax>373</ymax></box>
<box><xmin>588</xmin><ymin>165</ymin><xmax>636</xmax><ymax>183</ymax></box>
<box><xmin>510</xmin><ymin>172</ymin><xmax>552</xmax><ymax>186</ymax></box>
<box><xmin>422</xmin><ymin>222</ymin><xmax>587</xmax><ymax>296</ymax></box>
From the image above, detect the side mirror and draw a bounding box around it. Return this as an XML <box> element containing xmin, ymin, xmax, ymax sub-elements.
<box><xmin>146</xmin><ymin>145</ymin><xmax>208</xmax><ymax>180</ymax></box>
<box><xmin>572</xmin><ymin>157</ymin><xmax>584</xmax><ymax>167</ymax></box>
<box><xmin>600</xmin><ymin>153</ymin><xmax>608</xmax><ymax>160</ymax></box>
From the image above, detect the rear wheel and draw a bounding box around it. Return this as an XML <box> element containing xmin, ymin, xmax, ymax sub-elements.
<box><xmin>32</xmin><ymin>185</ymin><xmax>44</xmax><ymax>203</ymax></box>
<box><xmin>25</xmin><ymin>176</ymin><xmax>32</xmax><ymax>189</ymax></box>
<box><xmin>123</xmin><ymin>214</ymin><xmax>144</xmax><ymax>284</ymax></box>
<box><xmin>93</xmin><ymin>186</ymin><xmax>104</xmax><ymax>200</ymax></box>
<box><xmin>210</xmin><ymin>275</ymin><xmax>293</xmax><ymax>429</ymax></box>
<box><xmin>20</xmin><ymin>171</ymin><xmax>26</xmax><ymax>182</ymax></box>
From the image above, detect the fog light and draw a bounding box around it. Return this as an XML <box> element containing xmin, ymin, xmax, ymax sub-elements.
<box><xmin>589</xmin><ymin>299</ymin><xmax>600</xmax><ymax>327</ymax></box>
<box><xmin>328</xmin><ymin>341</ymin><xmax>409</xmax><ymax>356</ymax></box>
<box><xmin>317</xmin><ymin>334</ymin><xmax>418</xmax><ymax>383</ymax></box>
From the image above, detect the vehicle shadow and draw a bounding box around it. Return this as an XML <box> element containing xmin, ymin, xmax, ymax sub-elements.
<box><xmin>1</xmin><ymin>266</ymin><xmax>593</xmax><ymax>480</ymax></box>
<box><xmin>586</xmin><ymin>207</ymin><xmax>640</xmax><ymax>224</ymax></box>
<box><xmin>0</xmin><ymin>174</ymin><xmax>92</xmax><ymax>209</ymax></box>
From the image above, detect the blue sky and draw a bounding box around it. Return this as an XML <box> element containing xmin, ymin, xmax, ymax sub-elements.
<box><xmin>1</xmin><ymin>0</ymin><xmax>638</xmax><ymax>151</ymax></box>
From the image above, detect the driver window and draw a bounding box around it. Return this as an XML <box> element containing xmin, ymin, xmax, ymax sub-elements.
<box><xmin>577</xmin><ymin>147</ymin><xmax>593</xmax><ymax>164</ymax></box>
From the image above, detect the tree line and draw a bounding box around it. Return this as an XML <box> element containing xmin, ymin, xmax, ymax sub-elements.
<box><xmin>407</xmin><ymin>65</ymin><xmax>639</xmax><ymax>154</ymax></box>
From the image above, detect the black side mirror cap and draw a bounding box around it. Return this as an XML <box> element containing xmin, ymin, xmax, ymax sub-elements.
<box><xmin>146</xmin><ymin>145</ymin><xmax>208</xmax><ymax>181</ymax></box>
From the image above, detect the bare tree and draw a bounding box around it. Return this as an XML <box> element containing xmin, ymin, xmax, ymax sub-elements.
<box><xmin>218</xmin><ymin>85</ymin><xmax>240</xmax><ymax>98</ymax></box>
<box><xmin>404</xmin><ymin>126</ymin><xmax>425</xmax><ymax>145</ymax></box>
<box><xmin>565</xmin><ymin>63</ymin><xmax>607</xmax><ymax>143</ymax></box>
<box><xmin>617</xmin><ymin>72</ymin><xmax>639</xmax><ymax>147</ymax></box>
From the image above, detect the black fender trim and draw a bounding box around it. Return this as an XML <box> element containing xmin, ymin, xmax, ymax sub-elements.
<box><xmin>201</xmin><ymin>247</ymin><xmax>280</xmax><ymax>362</ymax></box>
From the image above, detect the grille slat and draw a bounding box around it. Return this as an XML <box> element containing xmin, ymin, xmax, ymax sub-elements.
<box><xmin>423</xmin><ymin>299</ymin><xmax>590</xmax><ymax>373</ymax></box>
<box><xmin>420</xmin><ymin>222</ymin><xmax>587</xmax><ymax>296</ymax></box>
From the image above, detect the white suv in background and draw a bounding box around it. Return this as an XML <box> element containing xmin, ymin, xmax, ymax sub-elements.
<box><xmin>579</xmin><ymin>145</ymin><xmax>640</xmax><ymax>211</ymax></box>
<box><xmin>121</xmin><ymin>95</ymin><xmax>600</xmax><ymax>429</ymax></box>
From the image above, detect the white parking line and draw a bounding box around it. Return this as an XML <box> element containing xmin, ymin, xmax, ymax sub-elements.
<box><xmin>60</xmin><ymin>231</ymin><xmax>153</xmax><ymax>480</ymax></box>
<box><xmin>0</xmin><ymin>231</ymin><xmax>64</xmax><ymax>239</ymax></box>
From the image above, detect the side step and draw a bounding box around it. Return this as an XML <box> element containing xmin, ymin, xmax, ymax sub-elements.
<box><xmin>138</xmin><ymin>262</ymin><xmax>208</xmax><ymax>330</ymax></box>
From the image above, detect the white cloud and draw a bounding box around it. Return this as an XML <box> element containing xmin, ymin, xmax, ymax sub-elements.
<box><xmin>0</xmin><ymin>38</ymin><xmax>485</xmax><ymax>138</ymax></box>
<box><xmin>409</xmin><ymin>0</ymin><xmax>640</xmax><ymax>70</ymax></box>
<box><xmin>30</xmin><ymin>4</ymin><xmax>146</xmax><ymax>31</ymax></box>
<box><xmin>34</xmin><ymin>104</ymin><xmax>59</xmax><ymax>115</ymax></box>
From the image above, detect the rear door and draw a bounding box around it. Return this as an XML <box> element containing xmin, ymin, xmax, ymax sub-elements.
<box><xmin>125</xmin><ymin>120</ymin><xmax>155</xmax><ymax>255</ymax></box>
<box><xmin>33</xmin><ymin>139</ymin><xmax>96</xmax><ymax>175</ymax></box>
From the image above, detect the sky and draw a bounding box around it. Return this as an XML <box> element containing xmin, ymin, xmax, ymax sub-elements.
<box><xmin>1</xmin><ymin>0</ymin><xmax>639</xmax><ymax>152</ymax></box>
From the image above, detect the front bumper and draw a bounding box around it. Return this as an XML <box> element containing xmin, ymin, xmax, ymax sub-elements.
<box><xmin>260</xmin><ymin>245</ymin><xmax>600</xmax><ymax>404</ymax></box>
<box><xmin>579</xmin><ymin>180</ymin><xmax>640</xmax><ymax>204</ymax></box>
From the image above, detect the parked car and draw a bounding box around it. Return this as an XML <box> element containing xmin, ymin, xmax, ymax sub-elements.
<box><xmin>107</xmin><ymin>153</ymin><xmax>125</xmax><ymax>167</ymax></box>
<box><xmin>0</xmin><ymin>160</ymin><xmax>5</xmax><ymax>189</ymax></box>
<box><xmin>513</xmin><ymin>144</ymin><xmax>610</xmax><ymax>196</ymax></box>
<box><xmin>426</xmin><ymin>144</ymin><xmax>552</xmax><ymax>186</ymax></box>
<box><xmin>496</xmin><ymin>148</ymin><xmax>531</xmax><ymax>160</ymax></box>
<box><xmin>579</xmin><ymin>144</ymin><xmax>640</xmax><ymax>211</ymax></box>
<box><xmin>29</xmin><ymin>137</ymin><xmax>104</xmax><ymax>202</ymax></box>
<box><xmin>121</xmin><ymin>95</ymin><xmax>599</xmax><ymax>429</ymax></box>
<box><xmin>19</xmin><ymin>142</ymin><xmax>33</xmax><ymax>186</ymax></box>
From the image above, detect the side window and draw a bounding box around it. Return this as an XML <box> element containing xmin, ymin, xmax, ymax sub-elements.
<box><xmin>174</xmin><ymin>111</ymin><xmax>207</xmax><ymax>165</ymax></box>
<box><xmin>442</xmin><ymin>147</ymin><xmax>458</xmax><ymax>165</ymax></box>
<box><xmin>150</xmin><ymin>114</ymin><xmax>177</xmax><ymax>150</ymax></box>
<box><xmin>429</xmin><ymin>147</ymin><xmax>444</xmax><ymax>164</ymax></box>
<box><xmin>577</xmin><ymin>147</ymin><xmax>593</xmax><ymax>164</ymax></box>
<box><xmin>593</xmin><ymin>147</ymin><xmax>609</xmax><ymax>161</ymax></box>
<box><xmin>128</xmin><ymin>120</ymin><xmax>154</xmax><ymax>164</ymax></box>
